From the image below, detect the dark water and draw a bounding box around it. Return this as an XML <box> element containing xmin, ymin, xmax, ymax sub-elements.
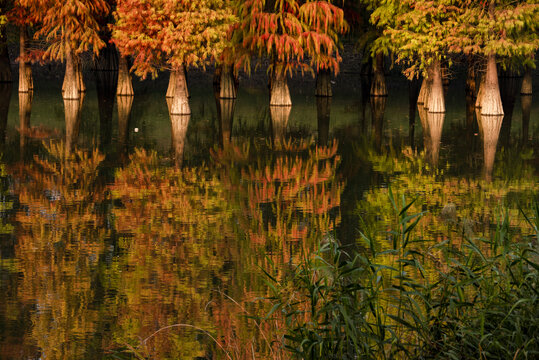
<box><xmin>0</xmin><ymin>67</ymin><xmax>537</xmax><ymax>359</ymax></box>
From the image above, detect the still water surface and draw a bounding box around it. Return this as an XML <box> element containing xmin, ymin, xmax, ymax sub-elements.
<box><xmin>0</xmin><ymin>68</ymin><xmax>537</xmax><ymax>359</ymax></box>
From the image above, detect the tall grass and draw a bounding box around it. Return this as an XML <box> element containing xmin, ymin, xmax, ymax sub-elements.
<box><xmin>264</xmin><ymin>193</ymin><xmax>539</xmax><ymax>359</ymax></box>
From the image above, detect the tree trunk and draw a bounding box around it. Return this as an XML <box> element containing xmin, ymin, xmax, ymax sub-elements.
<box><xmin>408</xmin><ymin>78</ymin><xmax>421</xmax><ymax>148</ymax></box>
<box><xmin>170</xmin><ymin>65</ymin><xmax>190</xmax><ymax>115</ymax></box>
<box><xmin>370</xmin><ymin>95</ymin><xmax>386</xmax><ymax>151</ymax></box>
<box><xmin>427</xmin><ymin>58</ymin><xmax>445</xmax><ymax>113</ymax></box>
<box><xmin>315</xmin><ymin>69</ymin><xmax>332</xmax><ymax>97</ymax></box>
<box><xmin>19</xmin><ymin>27</ymin><xmax>33</xmax><ymax>93</ymax></box>
<box><xmin>167</xmin><ymin>68</ymin><xmax>189</xmax><ymax>99</ymax></box>
<box><xmin>426</xmin><ymin>112</ymin><xmax>444</xmax><ymax>166</ymax></box>
<box><xmin>475</xmin><ymin>72</ymin><xmax>485</xmax><ymax>108</ymax></box>
<box><xmin>441</xmin><ymin>60</ymin><xmax>450</xmax><ymax>94</ymax></box>
<box><xmin>220</xmin><ymin>65</ymin><xmax>237</xmax><ymax>99</ymax></box>
<box><xmin>370</xmin><ymin>53</ymin><xmax>387</xmax><ymax>96</ymax></box>
<box><xmin>521</xmin><ymin>67</ymin><xmax>532</xmax><ymax>95</ymax></box>
<box><xmin>521</xmin><ymin>94</ymin><xmax>531</xmax><ymax>144</ymax></box>
<box><xmin>465</xmin><ymin>58</ymin><xmax>476</xmax><ymax>100</ymax></box>
<box><xmin>18</xmin><ymin>91</ymin><xmax>32</xmax><ymax>149</ymax></box>
<box><xmin>76</xmin><ymin>56</ymin><xmax>85</xmax><ymax>93</ymax></box>
<box><xmin>116</xmin><ymin>56</ymin><xmax>133</xmax><ymax>96</ymax></box>
<box><xmin>170</xmin><ymin>113</ymin><xmax>190</xmax><ymax>166</ymax></box>
<box><xmin>117</xmin><ymin>94</ymin><xmax>133</xmax><ymax>158</ymax></box>
<box><xmin>417</xmin><ymin>77</ymin><xmax>428</xmax><ymax>105</ymax></box>
<box><xmin>93</xmin><ymin>43</ymin><xmax>119</xmax><ymax>71</ymax></box>
<box><xmin>270</xmin><ymin>70</ymin><xmax>292</xmax><ymax>106</ymax></box>
<box><xmin>217</xmin><ymin>98</ymin><xmax>235</xmax><ymax>146</ymax></box>
<box><xmin>0</xmin><ymin>25</ymin><xmax>12</xmax><ymax>83</ymax></box>
<box><xmin>63</xmin><ymin>45</ymin><xmax>80</xmax><ymax>100</ymax></box>
<box><xmin>64</xmin><ymin>97</ymin><xmax>83</xmax><ymax>152</ymax></box>
<box><xmin>478</xmin><ymin>114</ymin><xmax>503</xmax><ymax>182</ymax></box>
<box><xmin>316</xmin><ymin>96</ymin><xmax>331</xmax><ymax>146</ymax></box>
<box><xmin>480</xmin><ymin>54</ymin><xmax>504</xmax><ymax>115</ymax></box>
<box><xmin>270</xmin><ymin>105</ymin><xmax>291</xmax><ymax>144</ymax></box>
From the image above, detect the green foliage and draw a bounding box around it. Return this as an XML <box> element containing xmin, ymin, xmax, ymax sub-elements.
<box><xmin>264</xmin><ymin>193</ymin><xmax>539</xmax><ymax>359</ymax></box>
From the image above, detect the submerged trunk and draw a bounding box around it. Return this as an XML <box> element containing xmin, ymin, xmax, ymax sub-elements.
<box><xmin>315</xmin><ymin>69</ymin><xmax>332</xmax><ymax>97</ymax></box>
<box><xmin>425</xmin><ymin>112</ymin><xmax>444</xmax><ymax>166</ymax></box>
<box><xmin>316</xmin><ymin>96</ymin><xmax>331</xmax><ymax>146</ymax></box>
<box><xmin>117</xmin><ymin>94</ymin><xmax>133</xmax><ymax>158</ymax></box>
<box><xmin>19</xmin><ymin>27</ymin><xmax>33</xmax><ymax>92</ymax></box>
<box><xmin>270</xmin><ymin>69</ymin><xmax>292</xmax><ymax>106</ymax></box>
<box><xmin>409</xmin><ymin>78</ymin><xmax>421</xmax><ymax>148</ymax></box>
<box><xmin>270</xmin><ymin>105</ymin><xmax>291</xmax><ymax>144</ymax></box>
<box><xmin>521</xmin><ymin>67</ymin><xmax>532</xmax><ymax>95</ymax></box>
<box><xmin>63</xmin><ymin>45</ymin><xmax>80</xmax><ymax>100</ymax></box>
<box><xmin>370</xmin><ymin>53</ymin><xmax>387</xmax><ymax>97</ymax></box>
<box><xmin>170</xmin><ymin>65</ymin><xmax>190</xmax><ymax>115</ymax></box>
<box><xmin>427</xmin><ymin>58</ymin><xmax>445</xmax><ymax>113</ymax></box>
<box><xmin>170</xmin><ymin>113</ymin><xmax>190</xmax><ymax>166</ymax></box>
<box><xmin>478</xmin><ymin>114</ymin><xmax>503</xmax><ymax>182</ymax></box>
<box><xmin>18</xmin><ymin>91</ymin><xmax>32</xmax><ymax>153</ymax></box>
<box><xmin>64</xmin><ymin>96</ymin><xmax>83</xmax><ymax>152</ymax></box>
<box><xmin>117</xmin><ymin>56</ymin><xmax>133</xmax><ymax>96</ymax></box>
<box><xmin>480</xmin><ymin>54</ymin><xmax>504</xmax><ymax>115</ymax></box>
<box><xmin>219</xmin><ymin>65</ymin><xmax>237</xmax><ymax>99</ymax></box>
<box><xmin>217</xmin><ymin>98</ymin><xmax>235</xmax><ymax>146</ymax></box>
<box><xmin>0</xmin><ymin>25</ymin><xmax>11</xmax><ymax>83</ymax></box>
<box><xmin>370</xmin><ymin>95</ymin><xmax>386</xmax><ymax>151</ymax></box>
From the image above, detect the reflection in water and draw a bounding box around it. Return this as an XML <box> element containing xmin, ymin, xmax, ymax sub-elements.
<box><xmin>370</xmin><ymin>95</ymin><xmax>386</xmax><ymax>151</ymax></box>
<box><xmin>117</xmin><ymin>95</ymin><xmax>133</xmax><ymax>158</ymax></box>
<box><xmin>478</xmin><ymin>114</ymin><xmax>503</xmax><ymax>181</ymax></box>
<box><xmin>0</xmin><ymin>82</ymin><xmax>11</xmax><ymax>145</ymax></box>
<box><xmin>64</xmin><ymin>95</ymin><xmax>84</xmax><ymax>153</ymax></box>
<box><xmin>360</xmin><ymin>74</ymin><xmax>371</xmax><ymax>129</ymax></box>
<box><xmin>217</xmin><ymin>98</ymin><xmax>235</xmax><ymax>147</ymax></box>
<box><xmin>408</xmin><ymin>79</ymin><xmax>420</xmax><ymax>148</ymax></box>
<box><xmin>170</xmin><ymin>113</ymin><xmax>190</xmax><ymax>166</ymax></box>
<box><xmin>18</xmin><ymin>91</ymin><xmax>33</xmax><ymax>153</ymax></box>
<box><xmin>316</xmin><ymin>96</ymin><xmax>331</xmax><ymax>146</ymax></box>
<box><xmin>418</xmin><ymin>106</ymin><xmax>444</xmax><ymax>166</ymax></box>
<box><xmin>521</xmin><ymin>94</ymin><xmax>531</xmax><ymax>145</ymax></box>
<box><xmin>270</xmin><ymin>105</ymin><xmax>291</xmax><ymax>144</ymax></box>
<box><xmin>95</xmin><ymin>70</ymin><xmax>118</xmax><ymax>150</ymax></box>
<box><xmin>499</xmin><ymin>74</ymin><xmax>518</xmax><ymax>145</ymax></box>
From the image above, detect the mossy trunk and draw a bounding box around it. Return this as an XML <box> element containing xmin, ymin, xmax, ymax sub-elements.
<box><xmin>521</xmin><ymin>67</ymin><xmax>532</xmax><ymax>95</ymax></box>
<box><xmin>219</xmin><ymin>65</ymin><xmax>237</xmax><ymax>99</ymax></box>
<box><xmin>427</xmin><ymin>58</ymin><xmax>445</xmax><ymax>113</ymax></box>
<box><xmin>18</xmin><ymin>91</ymin><xmax>32</xmax><ymax>151</ymax></box>
<box><xmin>370</xmin><ymin>95</ymin><xmax>386</xmax><ymax>151</ymax></box>
<box><xmin>270</xmin><ymin>70</ymin><xmax>292</xmax><ymax>106</ymax></box>
<box><xmin>218</xmin><ymin>98</ymin><xmax>235</xmax><ymax>146</ymax></box>
<box><xmin>426</xmin><ymin>112</ymin><xmax>444</xmax><ymax>166</ymax></box>
<box><xmin>0</xmin><ymin>25</ymin><xmax>12</xmax><ymax>83</ymax></box>
<box><xmin>93</xmin><ymin>43</ymin><xmax>119</xmax><ymax>71</ymax></box>
<box><xmin>370</xmin><ymin>53</ymin><xmax>387</xmax><ymax>97</ymax></box>
<box><xmin>96</xmin><ymin>70</ymin><xmax>117</xmax><ymax>150</ymax></box>
<box><xmin>521</xmin><ymin>94</ymin><xmax>531</xmax><ymax>144</ymax></box>
<box><xmin>64</xmin><ymin>97</ymin><xmax>83</xmax><ymax>152</ymax></box>
<box><xmin>315</xmin><ymin>69</ymin><xmax>332</xmax><ymax>97</ymax></box>
<box><xmin>270</xmin><ymin>105</ymin><xmax>291</xmax><ymax>144</ymax></box>
<box><xmin>170</xmin><ymin>65</ymin><xmax>190</xmax><ymax>115</ymax></box>
<box><xmin>117</xmin><ymin>94</ymin><xmax>133</xmax><ymax>158</ymax></box>
<box><xmin>116</xmin><ymin>56</ymin><xmax>133</xmax><ymax>96</ymax></box>
<box><xmin>63</xmin><ymin>45</ymin><xmax>80</xmax><ymax>100</ymax></box>
<box><xmin>408</xmin><ymin>78</ymin><xmax>421</xmax><ymax>148</ymax></box>
<box><xmin>480</xmin><ymin>54</ymin><xmax>504</xmax><ymax>116</ymax></box>
<box><xmin>19</xmin><ymin>27</ymin><xmax>33</xmax><ymax>93</ymax></box>
<box><xmin>0</xmin><ymin>83</ymin><xmax>11</xmax><ymax>145</ymax></box>
<box><xmin>316</xmin><ymin>96</ymin><xmax>331</xmax><ymax>146</ymax></box>
<box><xmin>478</xmin><ymin>114</ymin><xmax>503</xmax><ymax>182</ymax></box>
<box><xmin>170</xmin><ymin>113</ymin><xmax>190</xmax><ymax>166</ymax></box>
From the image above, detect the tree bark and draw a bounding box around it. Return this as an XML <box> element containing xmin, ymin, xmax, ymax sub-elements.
<box><xmin>417</xmin><ymin>77</ymin><xmax>428</xmax><ymax>105</ymax></box>
<box><xmin>217</xmin><ymin>98</ymin><xmax>235</xmax><ymax>146</ymax></box>
<box><xmin>170</xmin><ymin>113</ymin><xmax>190</xmax><ymax>166</ymax></box>
<box><xmin>170</xmin><ymin>65</ymin><xmax>190</xmax><ymax>115</ymax></box>
<box><xmin>19</xmin><ymin>27</ymin><xmax>33</xmax><ymax>93</ymax></box>
<box><xmin>270</xmin><ymin>69</ymin><xmax>292</xmax><ymax>106</ymax></box>
<box><xmin>63</xmin><ymin>44</ymin><xmax>80</xmax><ymax>100</ymax></box>
<box><xmin>316</xmin><ymin>96</ymin><xmax>331</xmax><ymax>146</ymax></box>
<box><xmin>270</xmin><ymin>105</ymin><xmax>291</xmax><ymax>144</ymax></box>
<box><xmin>315</xmin><ymin>69</ymin><xmax>332</xmax><ymax>97</ymax></box>
<box><xmin>370</xmin><ymin>52</ymin><xmax>387</xmax><ymax>96</ymax></box>
<box><xmin>117</xmin><ymin>94</ymin><xmax>133</xmax><ymax>157</ymax></box>
<box><xmin>480</xmin><ymin>54</ymin><xmax>504</xmax><ymax>116</ymax></box>
<box><xmin>427</xmin><ymin>58</ymin><xmax>445</xmax><ymax>113</ymax></box>
<box><xmin>0</xmin><ymin>25</ymin><xmax>12</xmax><ymax>83</ymax></box>
<box><xmin>475</xmin><ymin>72</ymin><xmax>485</xmax><ymax>108</ymax></box>
<box><xmin>521</xmin><ymin>67</ymin><xmax>532</xmax><ymax>95</ymax></box>
<box><xmin>219</xmin><ymin>65</ymin><xmax>237</xmax><ymax>99</ymax></box>
<box><xmin>478</xmin><ymin>114</ymin><xmax>503</xmax><ymax>182</ymax></box>
<box><xmin>116</xmin><ymin>56</ymin><xmax>133</xmax><ymax>96</ymax></box>
<box><xmin>167</xmin><ymin>68</ymin><xmax>189</xmax><ymax>99</ymax></box>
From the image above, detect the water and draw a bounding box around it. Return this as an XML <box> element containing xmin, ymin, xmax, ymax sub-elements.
<box><xmin>0</xmin><ymin>66</ymin><xmax>537</xmax><ymax>359</ymax></box>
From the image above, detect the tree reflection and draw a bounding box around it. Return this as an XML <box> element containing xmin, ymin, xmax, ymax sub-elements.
<box><xmin>478</xmin><ymin>114</ymin><xmax>503</xmax><ymax>182</ymax></box>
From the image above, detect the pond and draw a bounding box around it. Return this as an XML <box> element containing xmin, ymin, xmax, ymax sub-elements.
<box><xmin>0</xmin><ymin>64</ymin><xmax>537</xmax><ymax>359</ymax></box>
